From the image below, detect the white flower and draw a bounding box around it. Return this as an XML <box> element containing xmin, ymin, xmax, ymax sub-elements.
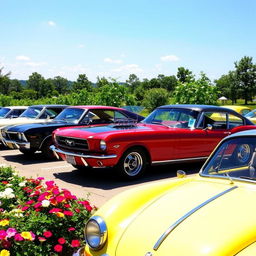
<box><xmin>42</xmin><ymin>200</ymin><xmax>50</xmax><ymax>207</ymax></box>
<box><xmin>5</xmin><ymin>188</ymin><xmax>14</xmax><ymax>194</ymax></box>
<box><xmin>19</xmin><ymin>181</ymin><xmax>26</xmax><ymax>187</ymax></box>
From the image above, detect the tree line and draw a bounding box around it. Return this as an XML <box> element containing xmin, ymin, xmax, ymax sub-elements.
<box><xmin>0</xmin><ymin>56</ymin><xmax>256</xmax><ymax>111</ymax></box>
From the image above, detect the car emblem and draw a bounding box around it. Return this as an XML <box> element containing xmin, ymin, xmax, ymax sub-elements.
<box><xmin>65</xmin><ymin>139</ymin><xmax>75</xmax><ymax>147</ymax></box>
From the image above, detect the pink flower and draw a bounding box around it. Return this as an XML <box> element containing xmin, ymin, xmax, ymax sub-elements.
<box><xmin>52</xmin><ymin>188</ymin><xmax>60</xmax><ymax>195</ymax></box>
<box><xmin>38</xmin><ymin>236</ymin><xmax>46</xmax><ymax>242</ymax></box>
<box><xmin>14</xmin><ymin>233</ymin><xmax>24</xmax><ymax>241</ymax></box>
<box><xmin>68</xmin><ymin>227</ymin><xmax>75</xmax><ymax>232</ymax></box>
<box><xmin>54</xmin><ymin>244</ymin><xmax>63</xmax><ymax>252</ymax></box>
<box><xmin>56</xmin><ymin>195</ymin><xmax>65</xmax><ymax>203</ymax></box>
<box><xmin>21</xmin><ymin>206</ymin><xmax>29</xmax><ymax>211</ymax></box>
<box><xmin>26</xmin><ymin>200</ymin><xmax>35</xmax><ymax>205</ymax></box>
<box><xmin>49</xmin><ymin>208</ymin><xmax>62</xmax><ymax>213</ymax></box>
<box><xmin>37</xmin><ymin>177</ymin><xmax>44</xmax><ymax>180</ymax></box>
<box><xmin>63</xmin><ymin>211</ymin><xmax>73</xmax><ymax>216</ymax></box>
<box><xmin>45</xmin><ymin>180</ymin><xmax>55</xmax><ymax>189</ymax></box>
<box><xmin>71</xmin><ymin>240</ymin><xmax>81</xmax><ymax>247</ymax></box>
<box><xmin>43</xmin><ymin>231</ymin><xmax>52</xmax><ymax>238</ymax></box>
<box><xmin>0</xmin><ymin>230</ymin><xmax>7</xmax><ymax>239</ymax></box>
<box><xmin>64</xmin><ymin>204</ymin><xmax>71</xmax><ymax>208</ymax></box>
<box><xmin>34</xmin><ymin>202</ymin><xmax>42</xmax><ymax>208</ymax></box>
<box><xmin>6</xmin><ymin>228</ymin><xmax>17</xmax><ymax>238</ymax></box>
<box><xmin>58</xmin><ymin>237</ymin><xmax>66</xmax><ymax>244</ymax></box>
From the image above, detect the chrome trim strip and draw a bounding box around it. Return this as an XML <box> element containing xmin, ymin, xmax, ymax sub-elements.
<box><xmin>152</xmin><ymin>156</ymin><xmax>208</xmax><ymax>165</ymax></box>
<box><xmin>50</xmin><ymin>145</ymin><xmax>117</xmax><ymax>159</ymax></box>
<box><xmin>153</xmin><ymin>186</ymin><xmax>238</xmax><ymax>251</ymax></box>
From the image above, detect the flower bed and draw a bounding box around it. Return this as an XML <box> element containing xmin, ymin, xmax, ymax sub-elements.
<box><xmin>0</xmin><ymin>166</ymin><xmax>95</xmax><ymax>256</ymax></box>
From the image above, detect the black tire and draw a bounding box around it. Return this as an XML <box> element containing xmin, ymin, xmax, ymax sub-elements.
<box><xmin>19</xmin><ymin>148</ymin><xmax>36</xmax><ymax>156</ymax></box>
<box><xmin>115</xmin><ymin>147</ymin><xmax>148</xmax><ymax>180</ymax></box>
<box><xmin>41</xmin><ymin>139</ymin><xmax>55</xmax><ymax>159</ymax></box>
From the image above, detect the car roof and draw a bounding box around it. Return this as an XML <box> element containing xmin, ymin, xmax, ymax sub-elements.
<box><xmin>157</xmin><ymin>104</ymin><xmax>240</xmax><ymax>112</ymax></box>
<box><xmin>3</xmin><ymin>106</ymin><xmax>28</xmax><ymax>109</ymax></box>
<box><xmin>30</xmin><ymin>104</ymin><xmax>68</xmax><ymax>108</ymax></box>
<box><xmin>67</xmin><ymin>105</ymin><xmax>127</xmax><ymax>110</ymax></box>
<box><xmin>223</xmin><ymin>129</ymin><xmax>256</xmax><ymax>140</ymax></box>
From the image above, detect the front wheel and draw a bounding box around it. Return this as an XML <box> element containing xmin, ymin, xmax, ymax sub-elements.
<box><xmin>115</xmin><ymin>148</ymin><xmax>148</xmax><ymax>180</ymax></box>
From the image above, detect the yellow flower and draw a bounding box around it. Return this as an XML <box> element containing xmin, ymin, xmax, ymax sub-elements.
<box><xmin>0</xmin><ymin>249</ymin><xmax>10</xmax><ymax>256</ymax></box>
<box><xmin>0</xmin><ymin>219</ymin><xmax>9</xmax><ymax>226</ymax></box>
<box><xmin>21</xmin><ymin>232</ymin><xmax>33</xmax><ymax>240</ymax></box>
<box><xmin>56</xmin><ymin>212</ymin><xmax>64</xmax><ymax>218</ymax></box>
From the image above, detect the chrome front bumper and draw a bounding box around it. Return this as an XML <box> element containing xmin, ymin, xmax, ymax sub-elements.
<box><xmin>50</xmin><ymin>145</ymin><xmax>117</xmax><ymax>160</ymax></box>
<box><xmin>3</xmin><ymin>139</ymin><xmax>30</xmax><ymax>150</ymax></box>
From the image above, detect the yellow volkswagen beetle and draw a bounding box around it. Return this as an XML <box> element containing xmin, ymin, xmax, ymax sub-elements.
<box><xmin>74</xmin><ymin>129</ymin><xmax>256</xmax><ymax>256</ymax></box>
<box><xmin>245</xmin><ymin>109</ymin><xmax>256</xmax><ymax>124</ymax></box>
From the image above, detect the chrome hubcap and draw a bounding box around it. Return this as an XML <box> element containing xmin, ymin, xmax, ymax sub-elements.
<box><xmin>123</xmin><ymin>152</ymin><xmax>143</xmax><ymax>176</ymax></box>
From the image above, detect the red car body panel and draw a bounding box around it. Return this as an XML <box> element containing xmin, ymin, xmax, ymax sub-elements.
<box><xmin>51</xmin><ymin>105</ymin><xmax>256</xmax><ymax>171</ymax></box>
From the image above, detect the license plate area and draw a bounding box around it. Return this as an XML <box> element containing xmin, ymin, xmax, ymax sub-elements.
<box><xmin>66</xmin><ymin>155</ymin><xmax>76</xmax><ymax>165</ymax></box>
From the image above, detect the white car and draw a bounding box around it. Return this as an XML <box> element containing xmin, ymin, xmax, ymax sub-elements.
<box><xmin>0</xmin><ymin>106</ymin><xmax>27</xmax><ymax>119</ymax></box>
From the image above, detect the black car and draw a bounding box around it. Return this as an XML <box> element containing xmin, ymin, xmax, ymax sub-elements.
<box><xmin>1</xmin><ymin>105</ymin><xmax>144</xmax><ymax>159</ymax></box>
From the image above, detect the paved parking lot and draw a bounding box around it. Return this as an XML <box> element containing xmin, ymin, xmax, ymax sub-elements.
<box><xmin>0</xmin><ymin>148</ymin><xmax>203</xmax><ymax>208</ymax></box>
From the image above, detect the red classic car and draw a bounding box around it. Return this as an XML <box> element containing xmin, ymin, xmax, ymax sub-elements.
<box><xmin>51</xmin><ymin>105</ymin><xmax>255</xmax><ymax>180</ymax></box>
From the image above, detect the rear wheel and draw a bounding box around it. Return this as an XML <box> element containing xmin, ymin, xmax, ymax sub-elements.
<box><xmin>115</xmin><ymin>147</ymin><xmax>148</xmax><ymax>180</ymax></box>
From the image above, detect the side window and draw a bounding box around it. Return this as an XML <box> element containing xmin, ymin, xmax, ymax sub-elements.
<box><xmin>202</xmin><ymin>112</ymin><xmax>227</xmax><ymax>129</ymax></box>
<box><xmin>39</xmin><ymin>109</ymin><xmax>58</xmax><ymax>119</ymax></box>
<box><xmin>228</xmin><ymin>114</ymin><xmax>244</xmax><ymax>128</ymax></box>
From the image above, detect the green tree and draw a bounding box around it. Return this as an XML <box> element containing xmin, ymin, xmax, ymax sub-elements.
<box><xmin>177</xmin><ymin>67</ymin><xmax>195</xmax><ymax>83</ymax></box>
<box><xmin>142</xmin><ymin>88</ymin><xmax>169</xmax><ymax>111</ymax></box>
<box><xmin>72</xmin><ymin>74</ymin><xmax>93</xmax><ymax>92</ymax></box>
<box><xmin>125</xmin><ymin>74</ymin><xmax>140</xmax><ymax>93</ymax></box>
<box><xmin>27</xmin><ymin>72</ymin><xmax>46</xmax><ymax>99</ymax></box>
<box><xmin>234</xmin><ymin>56</ymin><xmax>256</xmax><ymax>104</ymax></box>
<box><xmin>0</xmin><ymin>67</ymin><xmax>12</xmax><ymax>95</ymax></box>
<box><xmin>10</xmin><ymin>79</ymin><xmax>24</xmax><ymax>93</ymax></box>
<box><xmin>52</xmin><ymin>76</ymin><xmax>70</xmax><ymax>94</ymax></box>
<box><xmin>174</xmin><ymin>74</ymin><xmax>218</xmax><ymax>105</ymax></box>
<box><xmin>95</xmin><ymin>76</ymin><xmax>109</xmax><ymax>89</ymax></box>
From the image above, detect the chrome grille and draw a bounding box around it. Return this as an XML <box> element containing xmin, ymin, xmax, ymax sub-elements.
<box><xmin>56</xmin><ymin>136</ymin><xmax>89</xmax><ymax>151</ymax></box>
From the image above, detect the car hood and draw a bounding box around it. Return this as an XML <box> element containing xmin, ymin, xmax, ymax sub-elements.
<box><xmin>0</xmin><ymin>117</ymin><xmax>53</xmax><ymax>128</ymax></box>
<box><xmin>55</xmin><ymin>123</ymin><xmax>170</xmax><ymax>139</ymax></box>
<box><xmin>5</xmin><ymin>121</ymin><xmax>69</xmax><ymax>133</ymax></box>
<box><xmin>115</xmin><ymin>179</ymin><xmax>256</xmax><ymax>256</ymax></box>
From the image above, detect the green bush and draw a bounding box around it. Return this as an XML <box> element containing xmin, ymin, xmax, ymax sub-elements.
<box><xmin>0</xmin><ymin>167</ymin><xmax>94</xmax><ymax>255</ymax></box>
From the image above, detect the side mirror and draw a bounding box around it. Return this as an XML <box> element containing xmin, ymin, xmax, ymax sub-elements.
<box><xmin>204</xmin><ymin>124</ymin><xmax>213</xmax><ymax>131</ymax></box>
<box><xmin>177</xmin><ymin>170</ymin><xmax>186</xmax><ymax>178</ymax></box>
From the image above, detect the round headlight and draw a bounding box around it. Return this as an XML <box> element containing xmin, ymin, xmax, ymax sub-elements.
<box><xmin>85</xmin><ymin>216</ymin><xmax>107</xmax><ymax>250</ymax></box>
<box><xmin>100</xmin><ymin>140</ymin><xmax>107</xmax><ymax>151</ymax></box>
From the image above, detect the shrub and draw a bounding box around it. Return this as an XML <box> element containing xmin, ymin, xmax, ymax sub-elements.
<box><xmin>0</xmin><ymin>167</ymin><xmax>95</xmax><ymax>255</ymax></box>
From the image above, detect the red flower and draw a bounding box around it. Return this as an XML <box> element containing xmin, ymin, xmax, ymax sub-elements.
<box><xmin>43</xmin><ymin>231</ymin><xmax>52</xmax><ymax>238</ymax></box>
<box><xmin>49</xmin><ymin>208</ymin><xmax>62</xmax><ymax>213</ymax></box>
<box><xmin>21</xmin><ymin>206</ymin><xmax>29</xmax><ymax>211</ymax></box>
<box><xmin>63</xmin><ymin>211</ymin><xmax>73</xmax><ymax>216</ymax></box>
<box><xmin>64</xmin><ymin>204</ymin><xmax>71</xmax><ymax>208</ymax></box>
<box><xmin>71</xmin><ymin>240</ymin><xmax>80</xmax><ymax>247</ymax></box>
<box><xmin>34</xmin><ymin>202</ymin><xmax>42</xmax><ymax>208</ymax></box>
<box><xmin>68</xmin><ymin>227</ymin><xmax>75</xmax><ymax>232</ymax></box>
<box><xmin>75</xmin><ymin>208</ymin><xmax>81</xmax><ymax>213</ymax></box>
<box><xmin>26</xmin><ymin>200</ymin><xmax>35</xmax><ymax>205</ymax></box>
<box><xmin>2</xmin><ymin>181</ymin><xmax>8</xmax><ymax>184</ymax></box>
<box><xmin>58</xmin><ymin>237</ymin><xmax>66</xmax><ymax>244</ymax></box>
<box><xmin>56</xmin><ymin>195</ymin><xmax>65</xmax><ymax>203</ymax></box>
<box><xmin>54</xmin><ymin>244</ymin><xmax>63</xmax><ymax>252</ymax></box>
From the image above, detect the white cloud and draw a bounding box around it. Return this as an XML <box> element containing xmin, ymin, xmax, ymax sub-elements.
<box><xmin>160</xmin><ymin>55</ymin><xmax>180</xmax><ymax>62</ymax></box>
<box><xmin>47</xmin><ymin>21</ymin><xmax>56</xmax><ymax>26</ymax></box>
<box><xmin>78</xmin><ymin>44</ymin><xmax>85</xmax><ymax>48</ymax></box>
<box><xmin>25</xmin><ymin>61</ymin><xmax>47</xmax><ymax>67</ymax></box>
<box><xmin>112</xmin><ymin>64</ymin><xmax>143</xmax><ymax>73</ymax></box>
<box><xmin>16</xmin><ymin>55</ymin><xmax>31</xmax><ymax>61</ymax></box>
<box><xmin>104</xmin><ymin>57</ymin><xmax>123</xmax><ymax>64</ymax></box>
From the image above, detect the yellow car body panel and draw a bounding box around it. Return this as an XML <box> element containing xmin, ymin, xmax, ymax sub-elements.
<box><xmin>222</xmin><ymin>105</ymin><xmax>251</xmax><ymax>116</ymax></box>
<box><xmin>84</xmin><ymin>176</ymin><xmax>256</xmax><ymax>256</ymax></box>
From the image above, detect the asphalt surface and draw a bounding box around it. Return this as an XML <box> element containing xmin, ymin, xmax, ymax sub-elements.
<box><xmin>0</xmin><ymin>148</ymin><xmax>204</xmax><ymax>208</ymax></box>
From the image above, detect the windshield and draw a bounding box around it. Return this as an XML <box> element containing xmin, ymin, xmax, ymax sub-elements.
<box><xmin>245</xmin><ymin>110</ymin><xmax>256</xmax><ymax>118</ymax></box>
<box><xmin>54</xmin><ymin>108</ymin><xmax>85</xmax><ymax>122</ymax></box>
<box><xmin>0</xmin><ymin>108</ymin><xmax>10</xmax><ymax>118</ymax></box>
<box><xmin>20</xmin><ymin>107</ymin><xmax>42</xmax><ymax>118</ymax></box>
<box><xmin>142</xmin><ymin>108</ymin><xmax>199</xmax><ymax>128</ymax></box>
<box><xmin>202</xmin><ymin>137</ymin><xmax>256</xmax><ymax>181</ymax></box>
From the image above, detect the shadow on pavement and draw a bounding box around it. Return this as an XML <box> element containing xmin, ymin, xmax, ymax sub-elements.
<box><xmin>53</xmin><ymin>162</ymin><xmax>204</xmax><ymax>190</ymax></box>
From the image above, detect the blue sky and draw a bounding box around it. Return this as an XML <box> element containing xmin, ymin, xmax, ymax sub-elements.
<box><xmin>1</xmin><ymin>0</ymin><xmax>256</xmax><ymax>82</ymax></box>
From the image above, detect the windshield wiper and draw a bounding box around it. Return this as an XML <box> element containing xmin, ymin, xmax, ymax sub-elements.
<box><xmin>151</xmin><ymin>121</ymin><xmax>170</xmax><ymax>128</ymax></box>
